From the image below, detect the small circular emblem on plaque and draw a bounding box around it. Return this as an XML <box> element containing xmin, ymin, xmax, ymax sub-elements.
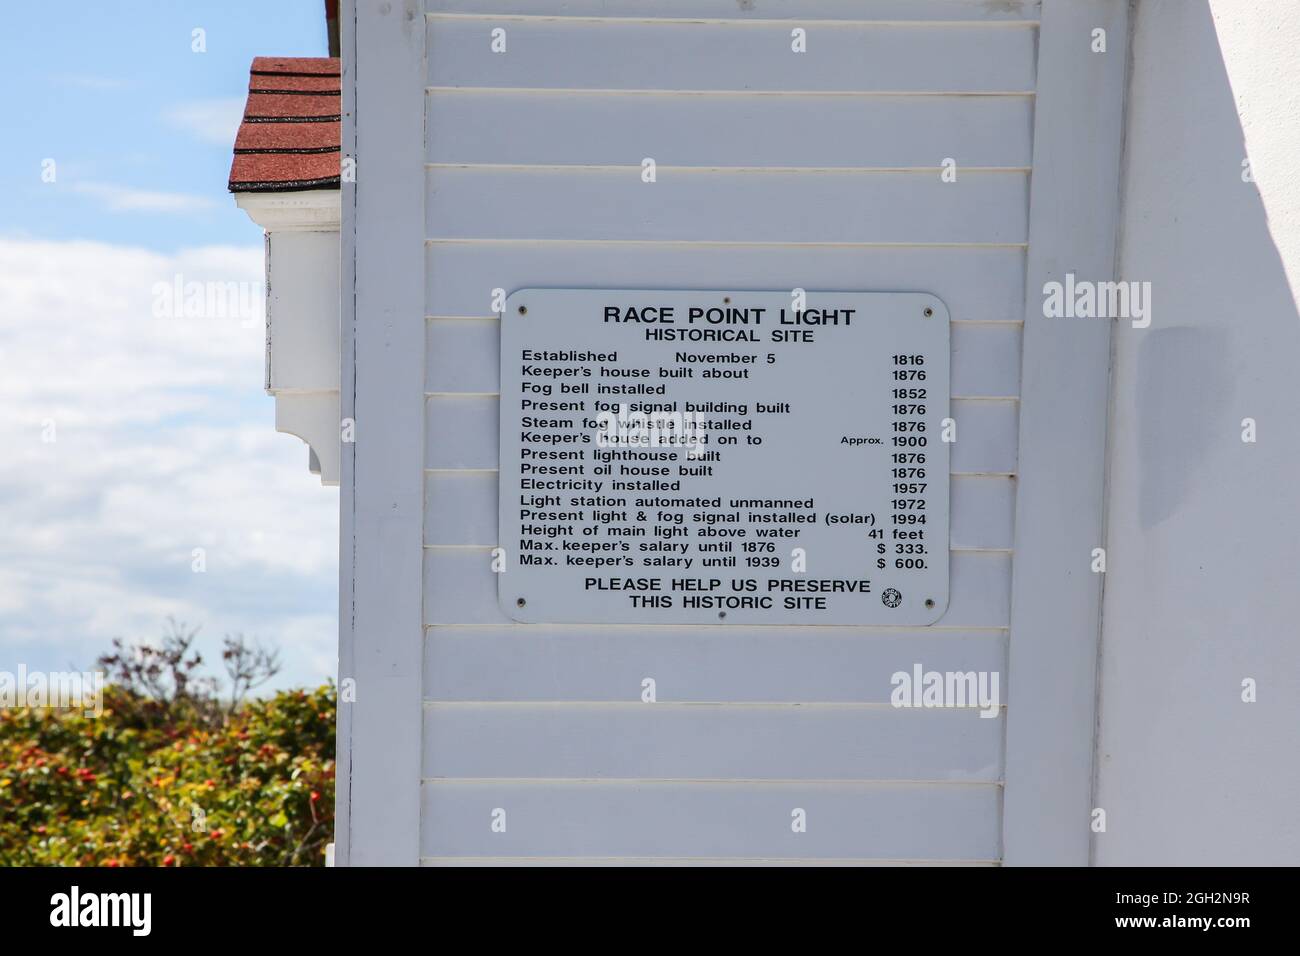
<box><xmin>881</xmin><ymin>588</ymin><xmax>903</xmax><ymax>608</ymax></box>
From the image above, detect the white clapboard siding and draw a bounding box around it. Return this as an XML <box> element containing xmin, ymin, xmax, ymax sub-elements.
<box><xmin>428</xmin><ymin>19</ymin><xmax>1036</xmax><ymax>94</ymax></box>
<box><xmin>425</xmin><ymin>395</ymin><xmax>1019</xmax><ymax>474</ymax></box>
<box><xmin>948</xmin><ymin>400</ymin><xmax>1020</xmax><ymax>474</ymax></box>
<box><xmin>424</xmin><ymin>470</ymin><xmax>499</xmax><ymax>545</ymax></box>
<box><xmin>427</xmin><ymin>167</ymin><xmax>1029</xmax><ymax>244</ymax></box>
<box><xmin>425</xmin><ymin>319</ymin><xmax>498</xmax><ymax>393</ymax></box>
<box><xmin>424</xmin><ymin>549</ymin><xmax>1012</xmax><ymax>628</ymax></box>
<box><xmin>421</xmin><ymin>781</ymin><xmax>1001</xmax><ymax>861</ymax></box>
<box><xmin>950</xmin><ymin>476</ymin><xmax>1015</xmax><ymax>550</ymax></box>
<box><xmin>424</xmin><ymin>627</ymin><xmax>1006</xmax><ymax>702</ymax></box>
<box><xmin>426</xmin><ymin>0</ymin><xmax>1041</xmax><ymax>23</ymax></box>
<box><xmin>426</xmin><ymin>244</ymin><xmax>1027</xmax><ymax>322</ymax></box>
<box><xmin>424</xmin><ymin>472</ymin><xmax>1013</xmax><ymax>551</ymax></box>
<box><xmin>428</xmin><ymin>92</ymin><xmax>1032</xmax><ymax>169</ymax></box>
<box><xmin>951</xmin><ymin>323</ymin><xmax>1023</xmax><ymax>399</ymax></box>
<box><xmin>422</xmin><ymin>705</ymin><xmax>1002</xmax><ymax>780</ymax></box>
<box><xmin>426</xmin><ymin>318</ymin><xmax>1021</xmax><ymax>399</ymax></box>
<box><xmin>419</xmin><ymin>0</ymin><xmax>1031</xmax><ymax>864</ymax></box>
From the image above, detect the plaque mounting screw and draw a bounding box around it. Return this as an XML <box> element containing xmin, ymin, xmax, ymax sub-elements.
<box><xmin>517</xmin><ymin>305</ymin><xmax>527</xmax><ymax>315</ymax></box>
<box><xmin>924</xmin><ymin>598</ymin><xmax>935</xmax><ymax>609</ymax></box>
<box><xmin>922</xmin><ymin>307</ymin><xmax>934</xmax><ymax>318</ymax></box>
<box><xmin>717</xmin><ymin>611</ymin><xmax>726</xmax><ymax>620</ymax></box>
<box><xmin>516</xmin><ymin>597</ymin><xmax>527</xmax><ymax>608</ymax></box>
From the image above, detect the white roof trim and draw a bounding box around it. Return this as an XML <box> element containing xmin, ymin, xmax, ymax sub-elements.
<box><xmin>235</xmin><ymin>189</ymin><xmax>341</xmax><ymax>232</ymax></box>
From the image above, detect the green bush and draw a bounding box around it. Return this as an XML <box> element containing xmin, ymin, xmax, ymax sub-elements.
<box><xmin>0</xmin><ymin>683</ymin><xmax>335</xmax><ymax>866</ymax></box>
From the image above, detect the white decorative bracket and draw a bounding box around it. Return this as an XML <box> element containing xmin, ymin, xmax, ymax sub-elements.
<box><xmin>234</xmin><ymin>190</ymin><xmax>342</xmax><ymax>485</ymax></box>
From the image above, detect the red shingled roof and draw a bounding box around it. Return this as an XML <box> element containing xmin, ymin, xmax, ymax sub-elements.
<box><xmin>229</xmin><ymin>57</ymin><xmax>341</xmax><ymax>193</ymax></box>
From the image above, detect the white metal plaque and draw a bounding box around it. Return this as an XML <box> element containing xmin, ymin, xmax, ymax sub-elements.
<box><xmin>497</xmin><ymin>289</ymin><xmax>950</xmax><ymax>626</ymax></box>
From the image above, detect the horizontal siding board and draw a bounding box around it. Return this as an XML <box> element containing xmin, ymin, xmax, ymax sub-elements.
<box><xmin>421</xmin><ymin>781</ymin><xmax>1001</xmax><ymax>860</ymax></box>
<box><xmin>424</xmin><ymin>548</ymin><xmax>1012</xmax><ymax>627</ymax></box>
<box><xmin>951</xmin><ymin>322</ymin><xmax>1021</xmax><ymax>398</ymax></box>
<box><xmin>427</xmin><ymin>318</ymin><xmax>1020</xmax><ymax>398</ymax></box>
<box><xmin>422</xmin><ymin>705</ymin><xmax>1003</xmax><ymax>780</ymax></box>
<box><xmin>428</xmin><ymin>20</ymin><xmax>1036</xmax><ymax>93</ymax></box>
<box><xmin>424</xmin><ymin>472</ymin><xmax>1014</xmax><ymax>551</ymax></box>
<box><xmin>950</xmin><ymin>476</ymin><xmax>1015</xmax><ymax>551</ymax></box>
<box><xmin>425</xmin><ymin>470</ymin><xmax>499</xmax><ymax>545</ymax></box>
<box><xmin>426</xmin><ymin>318</ymin><xmax>499</xmax><ymax>393</ymax></box>
<box><xmin>942</xmin><ymin>551</ymin><xmax>1010</xmax><ymax>627</ymax></box>
<box><xmin>426</xmin><ymin>0</ymin><xmax>1041</xmax><ymax>22</ymax></box>
<box><xmin>426</xmin><ymin>243</ymin><xmax>1027</xmax><ymax>322</ymax></box>
<box><xmin>425</xmin><ymin>396</ymin><xmax>1017</xmax><ymax>473</ymax></box>
<box><xmin>426</xmin><ymin>395</ymin><xmax>499</xmax><ymax>469</ymax></box>
<box><xmin>950</xmin><ymin>399</ymin><xmax>1018</xmax><ymax>474</ymax></box>
<box><xmin>424</xmin><ymin>626</ymin><xmax>1005</xmax><ymax>702</ymax></box>
<box><xmin>427</xmin><ymin>167</ymin><xmax>1029</xmax><ymax>244</ymax></box>
<box><xmin>428</xmin><ymin>92</ymin><xmax>1032</xmax><ymax>168</ymax></box>
<box><xmin>425</xmin><ymin>547</ymin><xmax>504</xmax><ymax>625</ymax></box>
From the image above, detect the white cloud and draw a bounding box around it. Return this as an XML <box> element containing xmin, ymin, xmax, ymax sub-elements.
<box><xmin>163</xmin><ymin>97</ymin><xmax>247</xmax><ymax>146</ymax></box>
<box><xmin>0</xmin><ymin>238</ymin><xmax>337</xmax><ymax>689</ymax></box>
<box><xmin>72</xmin><ymin>182</ymin><xmax>217</xmax><ymax>213</ymax></box>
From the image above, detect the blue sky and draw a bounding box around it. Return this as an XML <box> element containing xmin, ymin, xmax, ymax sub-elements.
<box><xmin>0</xmin><ymin>2</ymin><xmax>339</xmax><ymax>690</ymax></box>
<box><xmin>2</xmin><ymin>0</ymin><xmax>328</xmax><ymax>251</ymax></box>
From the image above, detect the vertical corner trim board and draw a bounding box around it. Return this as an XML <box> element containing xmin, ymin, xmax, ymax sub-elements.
<box><xmin>341</xmin><ymin>0</ymin><xmax>428</xmax><ymax>867</ymax></box>
<box><xmin>1002</xmin><ymin>0</ymin><xmax>1129</xmax><ymax>866</ymax></box>
<box><xmin>334</xmin><ymin>3</ymin><xmax>358</xmax><ymax>869</ymax></box>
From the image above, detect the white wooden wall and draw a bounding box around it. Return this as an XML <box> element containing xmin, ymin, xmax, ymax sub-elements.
<box><xmin>1095</xmin><ymin>0</ymin><xmax>1300</xmax><ymax>865</ymax></box>
<box><xmin>412</xmin><ymin>0</ymin><xmax>1039</xmax><ymax>865</ymax></box>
